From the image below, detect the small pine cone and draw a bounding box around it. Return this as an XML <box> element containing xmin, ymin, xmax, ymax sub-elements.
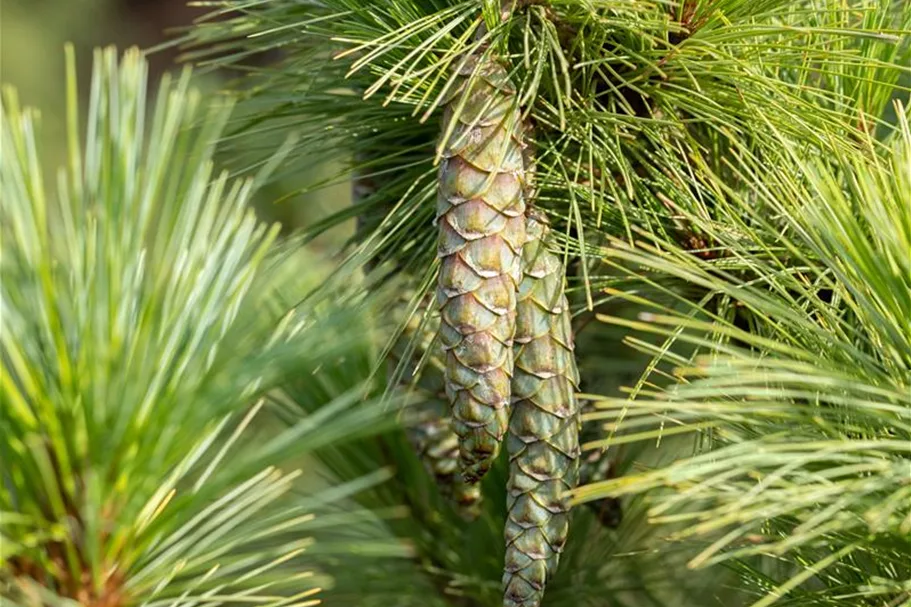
<box><xmin>393</xmin><ymin>297</ymin><xmax>484</xmax><ymax>520</ymax></box>
<box><xmin>405</xmin><ymin>399</ymin><xmax>483</xmax><ymax>521</ymax></box>
<box><xmin>437</xmin><ymin>52</ymin><xmax>526</xmax><ymax>484</ymax></box>
<box><xmin>503</xmin><ymin>210</ymin><xmax>580</xmax><ymax>607</ymax></box>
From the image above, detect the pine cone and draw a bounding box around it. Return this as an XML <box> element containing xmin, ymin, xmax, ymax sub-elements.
<box><xmin>437</xmin><ymin>52</ymin><xmax>526</xmax><ymax>484</ymax></box>
<box><xmin>503</xmin><ymin>210</ymin><xmax>580</xmax><ymax>607</ymax></box>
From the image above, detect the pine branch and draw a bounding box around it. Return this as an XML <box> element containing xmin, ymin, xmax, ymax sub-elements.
<box><xmin>575</xmin><ymin>103</ymin><xmax>911</xmax><ymax>606</ymax></box>
<box><xmin>1</xmin><ymin>46</ymin><xmax>401</xmax><ymax>607</ymax></box>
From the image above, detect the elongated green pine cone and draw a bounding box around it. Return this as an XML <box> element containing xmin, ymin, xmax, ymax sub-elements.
<box><xmin>405</xmin><ymin>398</ymin><xmax>483</xmax><ymax>520</ymax></box>
<box><xmin>437</xmin><ymin>52</ymin><xmax>526</xmax><ymax>483</ymax></box>
<box><xmin>503</xmin><ymin>210</ymin><xmax>580</xmax><ymax>607</ymax></box>
<box><xmin>394</xmin><ymin>299</ymin><xmax>483</xmax><ymax>519</ymax></box>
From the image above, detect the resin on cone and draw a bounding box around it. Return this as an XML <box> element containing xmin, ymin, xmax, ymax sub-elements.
<box><xmin>436</xmin><ymin>50</ymin><xmax>526</xmax><ymax>484</ymax></box>
<box><xmin>503</xmin><ymin>210</ymin><xmax>580</xmax><ymax>607</ymax></box>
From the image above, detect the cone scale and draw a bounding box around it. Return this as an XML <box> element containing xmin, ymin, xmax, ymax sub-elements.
<box><xmin>503</xmin><ymin>210</ymin><xmax>580</xmax><ymax>607</ymax></box>
<box><xmin>436</xmin><ymin>52</ymin><xmax>526</xmax><ymax>484</ymax></box>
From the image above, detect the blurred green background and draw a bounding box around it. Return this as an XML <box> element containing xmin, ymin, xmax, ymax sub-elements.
<box><xmin>2</xmin><ymin>0</ymin><xmax>199</xmax><ymax>151</ymax></box>
<box><xmin>1</xmin><ymin>0</ymin><xmax>352</xmax><ymax>249</ymax></box>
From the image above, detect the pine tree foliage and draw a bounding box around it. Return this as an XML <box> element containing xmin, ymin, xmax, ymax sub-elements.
<box><xmin>0</xmin><ymin>47</ymin><xmax>401</xmax><ymax>606</ymax></box>
<box><xmin>261</xmin><ymin>286</ymin><xmax>750</xmax><ymax>607</ymax></box>
<box><xmin>185</xmin><ymin>0</ymin><xmax>908</xmax><ymax>279</ymax></box>
<box><xmin>577</xmin><ymin>109</ymin><xmax>911</xmax><ymax>606</ymax></box>
<box><xmin>172</xmin><ymin>1</ymin><xmax>911</xmax><ymax>605</ymax></box>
